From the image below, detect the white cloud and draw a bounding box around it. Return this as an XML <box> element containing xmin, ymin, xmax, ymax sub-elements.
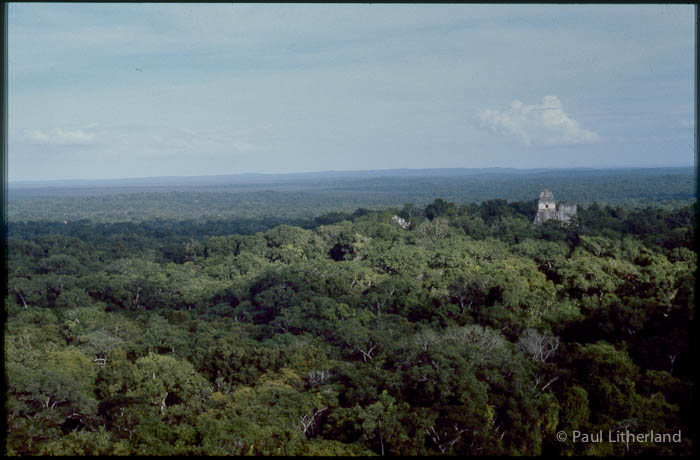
<box><xmin>479</xmin><ymin>95</ymin><xmax>602</xmax><ymax>146</ymax></box>
<box><xmin>24</xmin><ymin>127</ymin><xmax>97</xmax><ymax>145</ymax></box>
<box><xmin>18</xmin><ymin>124</ymin><xmax>259</xmax><ymax>158</ymax></box>
<box><xmin>680</xmin><ymin>119</ymin><xmax>695</xmax><ymax>128</ymax></box>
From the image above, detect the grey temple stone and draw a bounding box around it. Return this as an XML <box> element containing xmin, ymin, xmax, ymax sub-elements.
<box><xmin>533</xmin><ymin>188</ymin><xmax>576</xmax><ymax>225</ymax></box>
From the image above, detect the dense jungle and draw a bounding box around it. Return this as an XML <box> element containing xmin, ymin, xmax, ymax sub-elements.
<box><xmin>4</xmin><ymin>169</ymin><xmax>696</xmax><ymax>455</ymax></box>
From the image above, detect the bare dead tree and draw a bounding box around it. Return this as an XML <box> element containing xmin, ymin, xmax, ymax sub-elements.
<box><xmin>160</xmin><ymin>392</ymin><xmax>168</xmax><ymax>415</ymax></box>
<box><xmin>668</xmin><ymin>352</ymin><xmax>679</xmax><ymax>375</ymax></box>
<box><xmin>355</xmin><ymin>342</ymin><xmax>377</xmax><ymax>362</ymax></box>
<box><xmin>517</xmin><ymin>329</ymin><xmax>560</xmax><ymax>363</ymax></box>
<box><xmin>425</xmin><ymin>424</ymin><xmax>468</xmax><ymax>454</ymax></box>
<box><xmin>535</xmin><ymin>376</ymin><xmax>560</xmax><ymax>398</ymax></box>
<box><xmin>413</xmin><ymin>329</ymin><xmax>441</xmax><ymax>351</ymax></box>
<box><xmin>445</xmin><ymin>324</ymin><xmax>506</xmax><ymax>351</ymax></box>
<box><xmin>417</xmin><ymin>218</ymin><xmax>450</xmax><ymax>242</ymax></box>
<box><xmin>14</xmin><ymin>288</ymin><xmax>28</xmax><ymax>309</ymax></box>
<box><xmin>298</xmin><ymin>407</ymin><xmax>328</xmax><ymax>438</ymax></box>
<box><xmin>616</xmin><ymin>418</ymin><xmax>638</xmax><ymax>453</ymax></box>
<box><xmin>307</xmin><ymin>369</ymin><xmax>333</xmax><ymax>386</ymax></box>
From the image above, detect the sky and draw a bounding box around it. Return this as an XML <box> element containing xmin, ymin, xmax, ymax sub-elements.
<box><xmin>7</xmin><ymin>3</ymin><xmax>696</xmax><ymax>181</ymax></box>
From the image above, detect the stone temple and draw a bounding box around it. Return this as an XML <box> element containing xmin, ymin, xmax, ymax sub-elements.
<box><xmin>533</xmin><ymin>189</ymin><xmax>577</xmax><ymax>225</ymax></box>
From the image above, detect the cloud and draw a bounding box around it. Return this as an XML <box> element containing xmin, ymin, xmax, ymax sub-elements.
<box><xmin>479</xmin><ymin>95</ymin><xmax>602</xmax><ymax>146</ymax></box>
<box><xmin>18</xmin><ymin>124</ymin><xmax>259</xmax><ymax>158</ymax></box>
<box><xmin>679</xmin><ymin>119</ymin><xmax>695</xmax><ymax>128</ymax></box>
<box><xmin>24</xmin><ymin>127</ymin><xmax>97</xmax><ymax>145</ymax></box>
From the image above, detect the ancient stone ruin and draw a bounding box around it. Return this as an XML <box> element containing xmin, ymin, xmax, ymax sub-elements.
<box><xmin>392</xmin><ymin>215</ymin><xmax>410</xmax><ymax>229</ymax></box>
<box><xmin>533</xmin><ymin>188</ymin><xmax>576</xmax><ymax>225</ymax></box>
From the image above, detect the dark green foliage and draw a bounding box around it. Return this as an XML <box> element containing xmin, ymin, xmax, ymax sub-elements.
<box><xmin>4</xmin><ymin>184</ymin><xmax>694</xmax><ymax>455</ymax></box>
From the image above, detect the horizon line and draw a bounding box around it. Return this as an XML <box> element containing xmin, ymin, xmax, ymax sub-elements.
<box><xmin>8</xmin><ymin>164</ymin><xmax>696</xmax><ymax>185</ymax></box>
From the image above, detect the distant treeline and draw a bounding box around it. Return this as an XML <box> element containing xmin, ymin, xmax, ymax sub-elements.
<box><xmin>8</xmin><ymin>199</ymin><xmax>695</xmax><ymax>263</ymax></box>
<box><xmin>7</xmin><ymin>167</ymin><xmax>695</xmax><ymax>222</ymax></box>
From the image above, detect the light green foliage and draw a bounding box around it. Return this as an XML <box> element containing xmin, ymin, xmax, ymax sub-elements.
<box><xmin>6</xmin><ymin>334</ymin><xmax>100</xmax><ymax>455</ymax></box>
<box><xmin>129</xmin><ymin>353</ymin><xmax>212</xmax><ymax>414</ymax></box>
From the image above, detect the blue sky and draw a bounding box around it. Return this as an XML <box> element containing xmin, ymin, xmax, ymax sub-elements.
<box><xmin>7</xmin><ymin>3</ymin><xmax>696</xmax><ymax>181</ymax></box>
